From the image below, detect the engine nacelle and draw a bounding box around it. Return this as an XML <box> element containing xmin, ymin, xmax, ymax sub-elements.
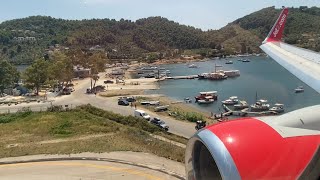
<box><xmin>185</xmin><ymin>106</ymin><xmax>320</xmax><ymax>180</ymax></box>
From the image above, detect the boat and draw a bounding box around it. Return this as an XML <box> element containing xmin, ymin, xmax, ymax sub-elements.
<box><xmin>223</xmin><ymin>70</ymin><xmax>240</xmax><ymax>77</ymax></box>
<box><xmin>225</xmin><ymin>61</ymin><xmax>233</xmax><ymax>64</ymax></box>
<box><xmin>195</xmin><ymin>91</ymin><xmax>218</xmax><ymax>102</ymax></box>
<box><xmin>234</xmin><ymin>101</ymin><xmax>249</xmax><ymax>110</ymax></box>
<box><xmin>207</xmin><ymin>72</ymin><xmax>227</xmax><ymax>80</ymax></box>
<box><xmin>250</xmin><ymin>99</ymin><xmax>270</xmax><ymax>112</ymax></box>
<box><xmin>295</xmin><ymin>86</ymin><xmax>304</xmax><ymax>93</ymax></box>
<box><xmin>198</xmin><ymin>73</ymin><xmax>209</xmax><ymax>79</ymax></box>
<box><xmin>269</xmin><ymin>103</ymin><xmax>285</xmax><ymax>113</ymax></box>
<box><xmin>188</xmin><ymin>64</ymin><xmax>198</xmax><ymax>68</ymax></box>
<box><xmin>197</xmin><ymin>97</ymin><xmax>215</xmax><ymax>104</ymax></box>
<box><xmin>242</xmin><ymin>59</ymin><xmax>250</xmax><ymax>62</ymax></box>
<box><xmin>222</xmin><ymin>96</ymin><xmax>239</xmax><ymax>105</ymax></box>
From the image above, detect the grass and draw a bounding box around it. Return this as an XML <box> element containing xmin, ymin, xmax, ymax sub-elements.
<box><xmin>0</xmin><ymin>105</ymin><xmax>186</xmax><ymax>162</ymax></box>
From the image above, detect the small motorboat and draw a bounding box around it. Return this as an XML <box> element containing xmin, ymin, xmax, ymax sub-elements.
<box><xmin>269</xmin><ymin>103</ymin><xmax>285</xmax><ymax>113</ymax></box>
<box><xmin>197</xmin><ymin>97</ymin><xmax>215</xmax><ymax>104</ymax></box>
<box><xmin>188</xmin><ymin>64</ymin><xmax>198</xmax><ymax>68</ymax></box>
<box><xmin>295</xmin><ymin>86</ymin><xmax>304</xmax><ymax>93</ymax></box>
<box><xmin>225</xmin><ymin>61</ymin><xmax>233</xmax><ymax>64</ymax></box>
<box><xmin>250</xmin><ymin>99</ymin><xmax>270</xmax><ymax>112</ymax></box>
<box><xmin>222</xmin><ymin>96</ymin><xmax>239</xmax><ymax>105</ymax></box>
<box><xmin>242</xmin><ymin>59</ymin><xmax>250</xmax><ymax>62</ymax></box>
<box><xmin>234</xmin><ymin>101</ymin><xmax>249</xmax><ymax>110</ymax></box>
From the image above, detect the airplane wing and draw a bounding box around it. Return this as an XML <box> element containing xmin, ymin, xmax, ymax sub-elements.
<box><xmin>260</xmin><ymin>8</ymin><xmax>320</xmax><ymax>93</ymax></box>
<box><xmin>185</xmin><ymin>8</ymin><xmax>320</xmax><ymax>180</ymax></box>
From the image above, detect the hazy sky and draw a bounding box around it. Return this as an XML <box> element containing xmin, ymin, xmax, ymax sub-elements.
<box><xmin>0</xmin><ymin>0</ymin><xmax>319</xmax><ymax>30</ymax></box>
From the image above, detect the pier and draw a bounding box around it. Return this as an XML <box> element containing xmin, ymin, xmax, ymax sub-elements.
<box><xmin>165</xmin><ymin>75</ymin><xmax>198</xmax><ymax>80</ymax></box>
<box><xmin>215</xmin><ymin>104</ymin><xmax>279</xmax><ymax>120</ymax></box>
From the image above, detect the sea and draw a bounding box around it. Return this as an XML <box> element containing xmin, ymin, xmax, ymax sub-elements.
<box><xmin>146</xmin><ymin>56</ymin><xmax>320</xmax><ymax>114</ymax></box>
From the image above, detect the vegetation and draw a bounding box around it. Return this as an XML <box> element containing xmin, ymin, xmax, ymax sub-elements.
<box><xmin>0</xmin><ymin>6</ymin><xmax>319</xmax><ymax>65</ymax></box>
<box><xmin>0</xmin><ymin>104</ymin><xmax>185</xmax><ymax>162</ymax></box>
<box><xmin>0</xmin><ymin>60</ymin><xmax>19</xmax><ymax>95</ymax></box>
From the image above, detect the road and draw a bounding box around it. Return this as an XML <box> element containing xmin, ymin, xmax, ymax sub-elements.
<box><xmin>0</xmin><ymin>152</ymin><xmax>185</xmax><ymax>180</ymax></box>
<box><xmin>0</xmin><ymin>77</ymin><xmax>196</xmax><ymax>138</ymax></box>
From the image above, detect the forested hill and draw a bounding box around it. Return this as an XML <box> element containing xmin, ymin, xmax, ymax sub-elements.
<box><xmin>0</xmin><ymin>6</ymin><xmax>319</xmax><ymax>64</ymax></box>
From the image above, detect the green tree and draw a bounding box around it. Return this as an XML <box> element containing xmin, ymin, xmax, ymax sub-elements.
<box><xmin>24</xmin><ymin>59</ymin><xmax>49</xmax><ymax>95</ymax></box>
<box><xmin>87</xmin><ymin>52</ymin><xmax>107</xmax><ymax>90</ymax></box>
<box><xmin>49</xmin><ymin>52</ymin><xmax>74</xmax><ymax>89</ymax></box>
<box><xmin>0</xmin><ymin>60</ymin><xmax>19</xmax><ymax>95</ymax></box>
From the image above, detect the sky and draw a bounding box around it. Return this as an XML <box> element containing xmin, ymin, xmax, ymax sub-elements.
<box><xmin>0</xmin><ymin>0</ymin><xmax>319</xmax><ymax>30</ymax></box>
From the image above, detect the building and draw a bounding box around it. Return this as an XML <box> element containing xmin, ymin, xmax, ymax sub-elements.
<box><xmin>73</xmin><ymin>66</ymin><xmax>91</xmax><ymax>78</ymax></box>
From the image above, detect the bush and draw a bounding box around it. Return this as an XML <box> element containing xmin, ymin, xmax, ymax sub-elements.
<box><xmin>47</xmin><ymin>105</ymin><xmax>63</xmax><ymax>112</ymax></box>
<box><xmin>77</xmin><ymin>104</ymin><xmax>160</xmax><ymax>133</ymax></box>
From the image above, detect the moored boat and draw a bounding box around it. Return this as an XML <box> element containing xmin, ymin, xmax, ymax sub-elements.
<box><xmin>195</xmin><ymin>91</ymin><xmax>218</xmax><ymax>102</ymax></box>
<box><xmin>225</xmin><ymin>60</ymin><xmax>233</xmax><ymax>64</ymax></box>
<box><xmin>234</xmin><ymin>100</ymin><xmax>249</xmax><ymax>110</ymax></box>
<box><xmin>250</xmin><ymin>99</ymin><xmax>270</xmax><ymax>112</ymax></box>
<box><xmin>269</xmin><ymin>103</ymin><xmax>285</xmax><ymax>113</ymax></box>
<box><xmin>197</xmin><ymin>97</ymin><xmax>214</xmax><ymax>104</ymax></box>
<box><xmin>222</xmin><ymin>96</ymin><xmax>239</xmax><ymax>105</ymax></box>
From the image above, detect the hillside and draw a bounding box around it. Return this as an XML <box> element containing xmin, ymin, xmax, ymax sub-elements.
<box><xmin>0</xmin><ymin>6</ymin><xmax>319</xmax><ymax>64</ymax></box>
<box><xmin>0</xmin><ymin>105</ymin><xmax>186</xmax><ymax>162</ymax></box>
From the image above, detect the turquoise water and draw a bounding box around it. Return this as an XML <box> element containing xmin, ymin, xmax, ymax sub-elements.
<box><xmin>147</xmin><ymin>56</ymin><xmax>320</xmax><ymax>114</ymax></box>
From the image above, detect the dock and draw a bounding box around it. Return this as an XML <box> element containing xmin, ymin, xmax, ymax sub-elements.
<box><xmin>216</xmin><ymin>104</ymin><xmax>279</xmax><ymax>119</ymax></box>
<box><xmin>165</xmin><ymin>75</ymin><xmax>198</xmax><ymax>80</ymax></box>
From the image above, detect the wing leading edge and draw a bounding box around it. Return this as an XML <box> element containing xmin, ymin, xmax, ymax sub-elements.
<box><xmin>260</xmin><ymin>8</ymin><xmax>320</xmax><ymax>93</ymax></box>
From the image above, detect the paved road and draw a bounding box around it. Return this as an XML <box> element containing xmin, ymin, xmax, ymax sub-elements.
<box><xmin>0</xmin><ymin>152</ymin><xmax>185</xmax><ymax>180</ymax></box>
<box><xmin>0</xmin><ymin>77</ymin><xmax>196</xmax><ymax>138</ymax></box>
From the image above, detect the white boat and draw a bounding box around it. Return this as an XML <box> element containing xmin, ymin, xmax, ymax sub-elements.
<box><xmin>250</xmin><ymin>99</ymin><xmax>270</xmax><ymax>112</ymax></box>
<box><xmin>198</xmin><ymin>97</ymin><xmax>214</xmax><ymax>104</ymax></box>
<box><xmin>234</xmin><ymin>101</ymin><xmax>249</xmax><ymax>110</ymax></box>
<box><xmin>222</xmin><ymin>96</ymin><xmax>239</xmax><ymax>105</ymax></box>
<box><xmin>270</xmin><ymin>103</ymin><xmax>285</xmax><ymax>113</ymax></box>
<box><xmin>295</xmin><ymin>86</ymin><xmax>304</xmax><ymax>93</ymax></box>
<box><xmin>188</xmin><ymin>64</ymin><xmax>198</xmax><ymax>68</ymax></box>
<box><xmin>225</xmin><ymin>61</ymin><xmax>233</xmax><ymax>64</ymax></box>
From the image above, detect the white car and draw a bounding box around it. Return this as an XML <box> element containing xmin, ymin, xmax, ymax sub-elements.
<box><xmin>134</xmin><ymin>109</ymin><xmax>151</xmax><ymax>120</ymax></box>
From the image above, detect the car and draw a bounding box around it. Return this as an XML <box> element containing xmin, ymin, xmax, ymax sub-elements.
<box><xmin>118</xmin><ymin>96</ymin><xmax>136</xmax><ymax>102</ymax></box>
<box><xmin>150</xmin><ymin>117</ymin><xmax>169</xmax><ymax>131</ymax></box>
<box><xmin>118</xmin><ymin>99</ymin><xmax>129</xmax><ymax>106</ymax></box>
<box><xmin>104</xmin><ymin>80</ymin><xmax>114</xmax><ymax>84</ymax></box>
<box><xmin>134</xmin><ymin>109</ymin><xmax>151</xmax><ymax>120</ymax></box>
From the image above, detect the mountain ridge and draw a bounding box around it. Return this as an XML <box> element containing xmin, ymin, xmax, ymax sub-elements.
<box><xmin>0</xmin><ymin>6</ymin><xmax>319</xmax><ymax>64</ymax></box>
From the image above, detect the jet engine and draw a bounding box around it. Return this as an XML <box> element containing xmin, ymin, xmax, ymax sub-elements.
<box><xmin>185</xmin><ymin>105</ymin><xmax>320</xmax><ymax>180</ymax></box>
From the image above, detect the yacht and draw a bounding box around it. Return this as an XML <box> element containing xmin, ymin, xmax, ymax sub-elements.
<box><xmin>222</xmin><ymin>96</ymin><xmax>239</xmax><ymax>105</ymax></box>
<box><xmin>269</xmin><ymin>103</ymin><xmax>285</xmax><ymax>113</ymax></box>
<box><xmin>250</xmin><ymin>99</ymin><xmax>270</xmax><ymax>112</ymax></box>
<box><xmin>295</xmin><ymin>86</ymin><xmax>304</xmax><ymax>93</ymax></box>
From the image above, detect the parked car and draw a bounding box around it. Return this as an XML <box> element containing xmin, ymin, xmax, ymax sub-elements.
<box><xmin>104</xmin><ymin>80</ymin><xmax>114</xmax><ymax>84</ymax></box>
<box><xmin>118</xmin><ymin>99</ymin><xmax>129</xmax><ymax>106</ymax></box>
<box><xmin>118</xmin><ymin>96</ymin><xmax>136</xmax><ymax>102</ymax></box>
<box><xmin>134</xmin><ymin>109</ymin><xmax>151</xmax><ymax>120</ymax></box>
<box><xmin>150</xmin><ymin>117</ymin><xmax>169</xmax><ymax>131</ymax></box>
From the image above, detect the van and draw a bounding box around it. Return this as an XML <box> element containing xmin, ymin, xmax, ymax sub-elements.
<box><xmin>134</xmin><ymin>109</ymin><xmax>151</xmax><ymax>120</ymax></box>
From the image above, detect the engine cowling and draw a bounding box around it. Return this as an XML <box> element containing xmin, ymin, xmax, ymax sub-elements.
<box><xmin>185</xmin><ymin>106</ymin><xmax>320</xmax><ymax>180</ymax></box>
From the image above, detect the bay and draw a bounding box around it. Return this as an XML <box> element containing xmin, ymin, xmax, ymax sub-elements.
<box><xmin>147</xmin><ymin>56</ymin><xmax>320</xmax><ymax>114</ymax></box>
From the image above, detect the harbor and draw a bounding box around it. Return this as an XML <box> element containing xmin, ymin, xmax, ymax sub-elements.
<box><xmin>145</xmin><ymin>56</ymin><xmax>320</xmax><ymax>115</ymax></box>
